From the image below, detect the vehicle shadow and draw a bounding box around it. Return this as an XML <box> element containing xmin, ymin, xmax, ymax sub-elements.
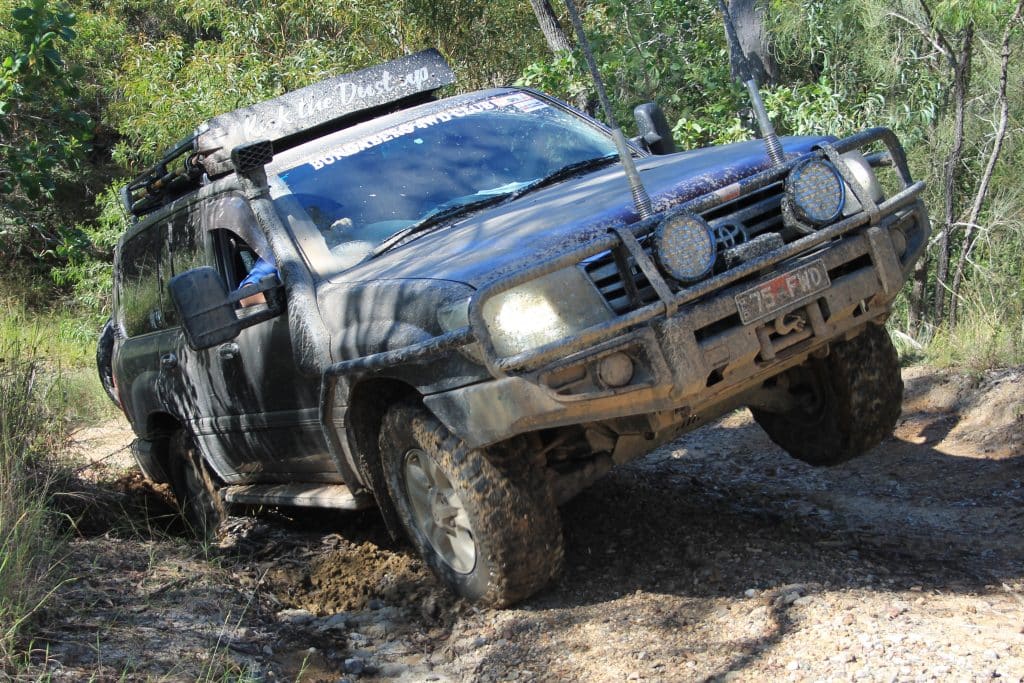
<box><xmin>467</xmin><ymin>407</ymin><xmax>1022</xmax><ymax>680</ymax></box>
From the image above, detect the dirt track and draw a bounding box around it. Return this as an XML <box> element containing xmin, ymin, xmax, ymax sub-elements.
<box><xmin>32</xmin><ymin>365</ymin><xmax>1024</xmax><ymax>681</ymax></box>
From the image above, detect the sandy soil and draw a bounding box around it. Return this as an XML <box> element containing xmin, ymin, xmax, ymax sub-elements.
<box><xmin>23</xmin><ymin>365</ymin><xmax>1024</xmax><ymax>682</ymax></box>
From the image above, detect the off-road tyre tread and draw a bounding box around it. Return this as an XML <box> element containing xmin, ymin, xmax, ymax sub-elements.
<box><xmin>96</xmin><ymin>318</ymin><xmax>120</xmax><ymax>408</ymax></box>
<box><xmin>168</xmin><ymin>430</ymin><xmax>227</xmax><ymax>539</ymax></box>
<box><xmin>752</xmin><ymin>324</ymin><xmax>903</xmax><ymax>466</ymax></box>
<box><xmin>380</xmin><ymin>403</ymin><xmax>563</xmax><ymax>607</ymax></box>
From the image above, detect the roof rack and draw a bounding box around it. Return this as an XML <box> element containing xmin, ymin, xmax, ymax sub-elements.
<box><xmin>121</xmin><ymin>133</ymin><xmax>204</xmax><ymax>218</ymax></box>
<box><xmin>123</xmin><ymin>49</ymin><xmax>456</xmax><ymax>220</ymax></box>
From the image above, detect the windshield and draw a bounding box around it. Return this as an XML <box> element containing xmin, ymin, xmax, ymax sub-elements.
<box><xmin>269</xmin><ymin>91</ymin><xmax>618</xmax><ymax>275</ymax></box>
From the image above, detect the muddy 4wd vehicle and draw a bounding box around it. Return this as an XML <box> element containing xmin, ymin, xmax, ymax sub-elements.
<box><xmin>99</xmin><ymin>49</ymin><xmax>927</xmax><ymax>606</ymax></box>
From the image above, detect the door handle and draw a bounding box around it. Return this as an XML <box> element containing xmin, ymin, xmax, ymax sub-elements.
<box><xmin>160</xmin><ymin>353</ymin><xmax>178</xmax><ymax>370</ymax></box>
<box><xmin>218</xmin><ymin>342</ymin><xmax>240</xmax><ymax>360</ymax></box>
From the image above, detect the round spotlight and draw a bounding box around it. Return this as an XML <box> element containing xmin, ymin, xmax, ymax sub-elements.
<box><xmin>786</xmin><ymin>159</ymin><xmax>846</xmax><ymax>226</ymax></box>
<box><xmin>653</xmin><ymin>213</ymin><xmax>716</xmax><ymax>282</ymax></box>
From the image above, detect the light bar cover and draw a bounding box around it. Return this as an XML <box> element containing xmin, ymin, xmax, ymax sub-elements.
<box><xmin>196</xmin><ymin>49</ymin><xmax>456</xmax><ymax>176</ymax></box>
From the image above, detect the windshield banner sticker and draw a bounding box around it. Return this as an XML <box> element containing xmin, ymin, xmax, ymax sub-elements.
<box><xmin>307</xmin><ymin>94</ymin><xmax>550</xmax><ymax>171</ymax></box>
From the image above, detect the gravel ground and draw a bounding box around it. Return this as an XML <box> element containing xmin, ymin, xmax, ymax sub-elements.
<box><xmin>25</xmin><ymin>365</ymin><xmax>1024</xmax><ymax>682</ymax></box>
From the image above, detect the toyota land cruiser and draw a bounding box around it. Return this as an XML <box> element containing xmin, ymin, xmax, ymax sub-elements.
<box><xmin>99</xmin><ymin>48</ymin><xmax>928</xmax><ymax>605</ymax></box>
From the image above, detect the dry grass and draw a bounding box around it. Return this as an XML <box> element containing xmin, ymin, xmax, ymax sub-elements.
<box><xmin>0</xmin><ymin>343</ymin><xmax>67</xmax><ymax>672</ymax></box>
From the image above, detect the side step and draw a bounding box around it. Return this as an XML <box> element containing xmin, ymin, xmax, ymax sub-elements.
<box><xmin>222</xmin><ymin>483</ymin><xmax>373</xmax><ymax>510</ymax></box>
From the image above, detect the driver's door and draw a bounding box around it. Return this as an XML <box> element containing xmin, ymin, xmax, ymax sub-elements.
<box><xmin>160</xmin><ymin>195</ymin><xmax>339</xmax><ymax>484</ymax></box>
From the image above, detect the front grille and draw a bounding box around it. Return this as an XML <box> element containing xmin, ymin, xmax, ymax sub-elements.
<box><xmin>584</xmin><ymin>182</ymin><xmax>787</xmax><ymax>314</ymax></box>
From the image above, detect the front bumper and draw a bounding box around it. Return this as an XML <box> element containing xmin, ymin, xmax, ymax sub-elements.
<box><xmin>323</xmin><ymin>127</ymin><xmax>929</xmax><ymax>450</ymax></box>
<box><xmin>425</xmin><ymin>201</ymin><xmax>926</xmax><ymax>448</ymax></box>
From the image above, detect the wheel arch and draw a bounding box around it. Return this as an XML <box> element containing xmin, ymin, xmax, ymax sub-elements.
<box><xmin>346</xmin><ymin>376</ymin><xmax>423</xmax><ymax>536</ymax></box>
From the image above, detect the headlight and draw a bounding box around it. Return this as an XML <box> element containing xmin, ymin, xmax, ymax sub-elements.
<box><xmin>837</xmin><ymin>150</ymin><xmax>884</xmax><ymax>216</ymax></box>
<box><xmin>482</xmin><ymin>268</ymin><xmax>612</xmax><ymax>357</ymax></box>
<box><xmin>785</xmin><ymin>159</ymin><xmax>846</xmax><ymax>227</ymax></box>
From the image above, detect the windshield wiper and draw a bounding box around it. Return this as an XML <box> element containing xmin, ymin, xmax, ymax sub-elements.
<box><xmin>510</xmin><ymin>153</ymin><xmax>620</xmax><ymax>200</ymax></box>
<box><xmin>370</xmin><ymin>192</ymin><xmax>515</xmax><ymax>258</ymax></box>
<box><xmin>368</xmin><ymin>154</ymin><xmax>621</xmax><ymax>259</ymax></box>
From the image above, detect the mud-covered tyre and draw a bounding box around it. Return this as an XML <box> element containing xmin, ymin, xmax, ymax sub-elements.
<box><xmin>168</xmin><ymin>430</ymin><xmax>226</xmax><ymax>538</ymax></box>
<box><xmin>379</xmin><ymin>403</ymin><xmax>563</xmax><ymax>607</ymax></box>
<box><xmin>751</xmin><ymin>324</ymin><xmax>903</xmax><ymax>466</ymax></box>
<box><xmin>96</xmin><ymin>318</ymin><xmax>120</xmax><ymax>408</ymax></box>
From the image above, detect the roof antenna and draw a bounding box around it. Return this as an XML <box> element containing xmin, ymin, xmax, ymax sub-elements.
<box><xmin>715</xmin><ymin>0</ymin><xmax>785</xmax><ymax>167</ymax></box>
<box><xmin>563</xmin><ymin>0</ymin><xmax>653</xmax><ymax>220</ymax></box>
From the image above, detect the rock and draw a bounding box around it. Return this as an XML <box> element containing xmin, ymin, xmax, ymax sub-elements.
<box><xmin>793</xmin><ymin>596</ymin><xmax>814</xmax><ymax>607</ymax></box>
<box><xmin>367</xmin><ymin>598</ymin><xmax>385</xmax><ymax>611</ymax></box>
<box><xmin>361</xmin><ymin>619</ymin><xmax>396</xmax><ymax>640</ymax></box>
<box><xmin>276</xmin><ymin>608</ymin><xmax>315</xmax><ymax>625</ymax></box>
<box><xmin>317</xmin><ymin>613</ymin><xmax>351</xmax><ymax>632</ymax></box>
<box><xmin>786</xmin><ymin>660</ymin><xmax>800</xmax><ymax>671</ymax></box>
<box><xmin>744</xmin><ymin>588</ymin><xmax>758</xmax><ymax>598</ymax></box>
<box><xmin>343</xmin><ymin>657</ymin><xmax>366</xmax><ymax>675</ymax></box>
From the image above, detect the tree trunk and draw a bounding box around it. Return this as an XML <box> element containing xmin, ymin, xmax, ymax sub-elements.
<box><xmin>727</xmin><ymin>0</ymin><xmax>778</xmax><ymax>85</ymax></box>
<box><xmin>530</xmin><ymin>0</ymin><xmax>572</xmax><ymax>54</ymax></box>
<box><xmin>932</xmin><ymin>26</ymin><xmax>973</xmax><ymax>324</ymax></box>
<box><xmin>908</xmin><ymin>256</ymin><xmax>929</xmax><ymax>338</ymax></box>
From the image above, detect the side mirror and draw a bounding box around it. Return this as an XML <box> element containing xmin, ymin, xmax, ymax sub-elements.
<box><xmin>169</xmin><ymin>266</ymin><xmax>284</xmax><ymax>350</ymax></box>
<box><xmin>633</xmin><ymin>102</ymin><xmax>676</xmax><ymax>155</ymax></box>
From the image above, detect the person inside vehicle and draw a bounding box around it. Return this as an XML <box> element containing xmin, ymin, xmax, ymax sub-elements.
<box><xmin>237</xmin><ymin>256</ymin><xmax>278</xmax><ymax>307</ymax></box>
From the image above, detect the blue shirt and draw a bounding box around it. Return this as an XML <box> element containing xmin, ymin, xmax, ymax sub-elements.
<box><xmin>239</xmin><ymin>258</ymin><xmax>278</xmax><ymax>289</ymax></box>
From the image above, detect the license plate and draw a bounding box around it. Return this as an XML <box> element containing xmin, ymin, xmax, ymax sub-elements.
<box><xmin>735</xmin><ymin>260</ymin><xmax>831</xmax><ymax>325</ymax></box>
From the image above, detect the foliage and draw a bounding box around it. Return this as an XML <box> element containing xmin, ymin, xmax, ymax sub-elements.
<box><xmin>769</xmin><ymin>0</ymin><xmax>1024</xmax><ymax>340</ymax></box>
<box><xmin>51</xmin><ymin>185</ymin><xmax>128</xmax><ymax>313</ymax></box>
<box><xmin>518</xmin><ymin>0</ymin><xmax>754</xmax><ymax>148</ymax></box>
<box><xmin>103</xmin><ymin>0</ymin><xmax>546</xmax><ymax>170</ymax></box>
<box><xmin>0</xmin><ymin>0</ymin><xmax>91</xmax><ymax>201</ymax></box>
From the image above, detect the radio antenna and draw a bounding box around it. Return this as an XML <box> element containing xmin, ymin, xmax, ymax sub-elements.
<box><xmin>715</xmin><ymin>0</ymin><xmax>785</xmax><ymax>166</ymax></box>
<box><xmin>563</xmin><ymin>0</ymin><xmax>653</xmax><ymax>219</ymax></box>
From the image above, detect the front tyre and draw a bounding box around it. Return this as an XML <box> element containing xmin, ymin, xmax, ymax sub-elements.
<box><xmin>751</xmin><ymin>324</ymin><xmax>903</xmax><ymax>466</ymax></box>
<box><xmin>379</xmin><ymin>403</ymin><xmax>563</xmax><ymax>607</ymax></box>
<box><xmin>168</xmin><ymin>430</ymin><xmax>226</xmax><ymax>538</ymax></box>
